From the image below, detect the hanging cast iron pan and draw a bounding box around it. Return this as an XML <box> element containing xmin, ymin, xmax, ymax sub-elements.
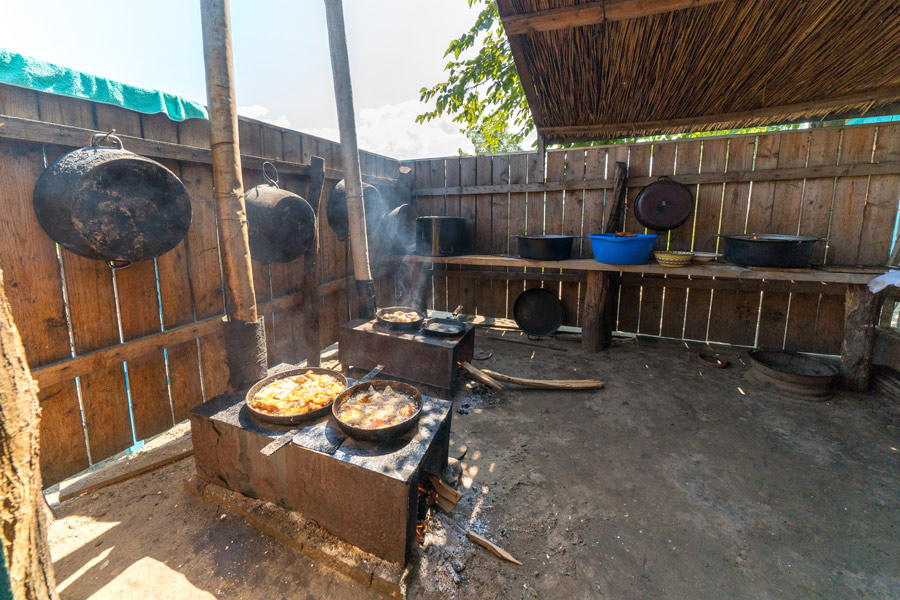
<box><xmin>244</xmin><ymin>367</ymin><xmax>348</xmax><ymax>426</ymax></box>
<box><xmin>513</xmin><ymin>288</ymin><xmax>565</xmax><ymax>337</ymax></box>
<box><xmin>245</xmin><ymin>162</ymin><xmax>317</xmax><ymax>264</ymax></box>
<box><xmin>633</xmin><ymin>176</ymin><xmax>693</xmax><ymax>231</ymax></box>
<box><xmin>332</xmin><ymin>380</ymin><xmax>424</xmax><ymax>443</ymax></box>
<box><xmin>327</xmin><ymin>180</ymin><xmax>387</xmax><ymax>240</ymax></box>
<box><xmin>375</xmin><ymin>306</ymin><xmax>426</xmax><ymax>331</ymax></box>
<box><xmin>33</xmin><ymin>133</ymin><xmax>192</xmax><ymax>265</ymax></box>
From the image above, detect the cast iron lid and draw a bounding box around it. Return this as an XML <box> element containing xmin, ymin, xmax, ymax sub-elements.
<box><xmin>633</xmin><ymin>176</ymin><xmax>693</xmax><ymax>231</ymax></box>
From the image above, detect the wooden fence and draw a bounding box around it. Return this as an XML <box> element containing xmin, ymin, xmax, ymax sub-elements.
<box><xmin>410</xmin><ymin>122</ymin><xmax>900</xmax><ymax>351</ymax></box>
<box><xmin>0</xmin><ymin>84</ymin><xmax>401</xmax><ymax>486</ymax></box>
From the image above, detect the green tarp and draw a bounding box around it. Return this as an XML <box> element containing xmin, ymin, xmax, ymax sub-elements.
<box><xmin>0</xmin><ymin>49</ymin><xmax>207</xmax><ymax>121</ymax></box>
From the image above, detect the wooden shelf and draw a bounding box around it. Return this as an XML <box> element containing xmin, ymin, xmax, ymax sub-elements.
<box><xmin>390</xmin><ymin>255</ymin><xmax>883</xmax><ymax>285</ymax></box>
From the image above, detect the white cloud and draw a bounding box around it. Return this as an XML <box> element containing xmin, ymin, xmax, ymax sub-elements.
<box><xmin>303</xmin><ymin>99</ymin><xmax>475</xmax><ymax>160</ymax></box>
<box><xmin>237</xmin><ymin>105</ymin><xmax>291</xmax><ymax>129</ymax></box>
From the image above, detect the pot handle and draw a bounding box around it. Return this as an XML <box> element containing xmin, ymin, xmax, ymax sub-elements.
<box><xmin>262</xmin><ymin>161</ymin><xmax>280</xmax><ymax>188</ymax></box>
<box><xmin>91</xmin><ymin>132</ymin><xmax>124</xmax><ymax>150</ymax></box>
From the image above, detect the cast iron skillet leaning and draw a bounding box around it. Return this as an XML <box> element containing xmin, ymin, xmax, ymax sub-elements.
<box><xmin>244</xmin><ymin>367</ymin><xmax>348</xmax><ymax>426</ymax></box>
<box><xmin>375</xmin><ymin>306</ymin><xmax>426</xmax><ymax>331</ymax></box>
<box><xmin>421</xmin><ymin>317</ymin><xmax>467</xmax><ymax>337</ymax></box>
<box><xmin>332</xmin><ymin>380</ymin><xmax>423</xmax><ymax>443</ymax></box>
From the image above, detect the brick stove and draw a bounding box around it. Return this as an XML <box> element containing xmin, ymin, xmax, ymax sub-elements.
<box><xmin>190</xmin><ymin>366</ymin><xmax>452</xmax><ymax>564</ymax></box>
<box><xmin>338</xmin><ymin>318</ymin><xmax>475</xmax><ymax>391</ymax></box>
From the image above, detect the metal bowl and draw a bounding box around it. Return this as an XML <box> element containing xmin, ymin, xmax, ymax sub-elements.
<box><xmin>245</xmin><ymin>367</ymin><xmax>348</xmax><ymax>425</ymax></box>
<box><xmin>332</xmin><ymin>380</ymin><xmax>423</xmax><ymax>443</ymax></box>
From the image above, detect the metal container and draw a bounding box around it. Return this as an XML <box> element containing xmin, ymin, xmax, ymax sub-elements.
<box><xmin>33</xmin><ymin>134</ymin><xmax>192</xmax><ymax>264</ymax></box>
<box><xmin>415</xmin><ymin>216</ymin><xmax>467</xmax><ymax>256</ymax></box>
<box><xmin>633</xmin><ymin>176</ymin><xmax>693</xmax><ymax>231</ymax></box>
<box><xmin>245</xmin><ymin>163</ymin><xmax>316</xmax><ymax>264</ymax></box>
<box><xmin>375</xmin><ymin>306</ymin><xmax>425</xmax><ymax>331</ymax></box>
<box><xmin>719</xmin><ymin>234</ymin><xmax>821</xmax><ymax>268</ymax></box>
<box><xmin>513</xmin><ymin>288</ymin><xmax>565</xmax><ymax>337</ymax></box>
<box><xmin>332</xmin><ymin>380</ymin><xmax>424</xmax><ymax>443</ymax></box>
<box><xmin>514</xmin><ymin>235</ymin><xmax>575</xmax><ymax>260</ymax></box>
<box><xmin>327</xmin><ymin>180</ymin><xmax>386</xmax><ymax>241</ymax></box>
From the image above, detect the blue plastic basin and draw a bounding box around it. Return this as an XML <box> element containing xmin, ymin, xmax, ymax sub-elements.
<box><xmin>588</xmin><ymin>233</ymin><xmax>658</xmax><ymax>265</ymax></box>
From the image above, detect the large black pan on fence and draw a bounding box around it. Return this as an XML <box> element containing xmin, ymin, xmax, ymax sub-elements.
<box><xmin>33</xmin><ymin>134</ymin><xmax>192</xmax><ymax>265</ymax></box>
<box><xmin>245</xmin><ymin>163</ymin><xmax>316</xmax><ymax>264</ymax></box>
<box><xmin>513</xmin><ymin>288</ymin><xmax>565</xmax><ymax>337</ymax></box>
<box><xmin>633</xmin><ymin>176</ymin><xmax>693</xmax><ymax>231</ymax></box>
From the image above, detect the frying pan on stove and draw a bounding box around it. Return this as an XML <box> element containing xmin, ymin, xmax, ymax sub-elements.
<box><xmin>375</xmin><ymin>306</ymin><xmax>426</xmax><ymax>331</ymax></box>
<box><xmin>245</xmin><ymin>367</ymin><xmax>348</xmax><ymax>425</ymax></box>
<box><xmin>332</xmin><ymin>380</ymin><xmax>423</xmax><ymax>443</ymax></box>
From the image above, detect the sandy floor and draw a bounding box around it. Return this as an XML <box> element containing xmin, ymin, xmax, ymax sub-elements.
<box><xmin>49</xmin><ymin>332</ymin><xmax>900</xmax><ymax>599</ymax></box>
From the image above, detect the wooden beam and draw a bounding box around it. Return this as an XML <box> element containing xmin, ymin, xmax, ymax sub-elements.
<box><xmin>414</xmin><ymin>159</ymin><xmax>900</xmax><ymax>196</ymax></box>
<box><xmin>581</xmin><ymin>271</ymin><xmax>609</xmax><ymax>352</ymax></box>
<box><xmin>32</xmin><ymin>315</ymin><xmax>226</xmax><ymax>390</ymax></box>
<box><xmin>502</xmin><ymin>0</ymin><xmax>726</xmax><ymax>34</ymax></box>
<box><xmin>0</xmin><ymin>113</ymin><xmax>397</xmax><ymax>185</ymax></box>
<box><xmin>388</xmin><ymin>254</ymin><xmax>883</xmax><ymax>284</ymax></box>
<box><xmin>496</xmin><ymin>0</ymin><xmax>546</xmax><ymax>126</ymax></box>
<box><xmin>540</xmin><ymin>87</ymin><xmax>900</xmax><ymax>143</ymax></box>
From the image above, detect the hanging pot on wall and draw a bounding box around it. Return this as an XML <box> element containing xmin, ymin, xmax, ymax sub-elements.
<box><xmin>33</xmin><ymin>133</ymin><xmax>192</xmax><ymax>264</ymax></box>
<box><xmin>327</xmin><ymin>180</ymin><xmax>387</xmax><ymax>241</ymax></box>
<box><xmin>245</xmin><ymin>163</ymin><xmax>316</xmax><ymax>264</ymax></box>
<box><xmin>633</xmin><ymin>176</ymin><xmax>693</xmax><ymax>231</ymax></box>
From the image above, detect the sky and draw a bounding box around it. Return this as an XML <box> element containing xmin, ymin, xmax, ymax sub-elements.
<box><xmin>0</xmin><ymin>0</ymin><xmax>485</xmax><ymax>159</ymax></box>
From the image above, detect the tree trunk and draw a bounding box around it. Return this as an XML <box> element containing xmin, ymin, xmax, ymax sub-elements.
<box><xmin>0</xmin><ymin>269</ymin><xmax>58</xmax><ymax>599</ymax></box>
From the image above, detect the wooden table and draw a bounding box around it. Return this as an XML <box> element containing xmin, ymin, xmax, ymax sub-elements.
<box><xmin>394</xmin><ymin>254</ymin><xmax>885</xmax><ymax>391</ymax></box>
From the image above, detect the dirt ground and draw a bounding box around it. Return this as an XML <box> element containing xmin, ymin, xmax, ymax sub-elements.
<box><xmin>48</xmin><ymin>331</ymin><xmax>900</xmax><ymax>599</ymax></box>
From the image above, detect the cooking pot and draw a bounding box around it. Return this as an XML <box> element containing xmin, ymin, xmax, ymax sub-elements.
<box><xmin>718</xmin><ymin>234</ymin><xmax>822</xmax><ymax>268</ymax></box>
<box><xmin>33</xmin><ymin>133</ymin><xmax>192</xmax><ymax>264</ymax></box>
<box><xmin>415</xmin><ymin>216</ymin><xmax>467</xmax><ymax>256</ymax></box>
<box><xmin>327</xmin><ymin>180</ymin><xmax>386</xmax><ymax>241</ymax></box>
<box><xmin>245</xmin><ymin>163</ymin><xmax>316</xmax><ymax>264</ymax></box>
<box><xmin>513</xmin><ymin>288</ymin><xmax>565</xmax><ymax>337</ymax></box>
<box><xmin>514</xmin><ymin>235</ymin><xmax>575</xmax><ymax>260</ymax></box>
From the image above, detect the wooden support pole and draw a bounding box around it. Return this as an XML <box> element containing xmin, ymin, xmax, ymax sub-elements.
<box><xmin>0</xmin><ymin>269</ymin><xmax>59</xmax><ymax>600</ymax></box>
<box><xmin>841</xmin><ymin>284</ymin><xmax>879</xmax><ymax>392</ymax></box>
<box><xmin>324</xmin><ymin>0</ymin><xmax>376</xmax><ymax>319</ymax></box>
<box><xmin>582</xmin><ymin>271</ymin><xmax>610</xmax><ymax>352</ymax></box>
<box><xmin>200</xmin><ymin>0</ymin><xmax>267</xmax><ymax>388</ymax></box>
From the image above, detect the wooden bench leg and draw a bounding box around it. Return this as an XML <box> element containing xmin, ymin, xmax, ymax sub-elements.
<box><xmin>841</xmin><ymin>284</ymin><xmax>878</xmax><ymax>392</ymax></box>
<box><xmin>582</xmin><ymin>271</ymin><xmax>610</xmax><ymax>352</ymax></box>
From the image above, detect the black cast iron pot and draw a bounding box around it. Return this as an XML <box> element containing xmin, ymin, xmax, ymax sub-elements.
<box><xmin>718</xmin><ymin>234</ymin><xmax>822</xmax><ymax>268</ymax></box>
<box><xmin>245</xmin><ymin>163</ymin><xmax>316</xmax><ymax>264</ymax></box>
<box><xmin>514</xmin><ymin>235</ymin><xmax>576</xmax><ymax>260</ymax></box>
<box><xmin>33</xmin><ymin>133</ymin><xmax>192</xmax><ymax>264</ymax></box>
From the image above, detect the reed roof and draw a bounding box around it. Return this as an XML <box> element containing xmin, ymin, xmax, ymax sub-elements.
<box><xmin>498</xmin><ymin>0</ymin><xmax>900</xmax><ymax>143</ymax></box>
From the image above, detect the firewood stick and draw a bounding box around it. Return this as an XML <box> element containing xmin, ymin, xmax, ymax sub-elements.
<box><xmin>461</xmin><ymin>361</ymin><xmax>504</xmax><ymax>391</ymax></box>
<box><xmin>480</xmin><ymin>368</ymin><xmax>603</xmax><ymax>390</ymax></box>
<box><xmin>438</xmin><ymin>514</ymin><xmax>522</xmax><ymax>566</ymax></box>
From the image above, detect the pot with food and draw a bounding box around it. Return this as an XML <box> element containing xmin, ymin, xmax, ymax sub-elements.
<box><xmin>375</xmin><ymin>306</ymin><xmax>426</xmax><ymax>331</ymax></box>
<box><xmin>245</xmin><ymin>367</ymin><xmax>348</xmax><ymax>425</ymax></box>
<box><xmin>332</xmin><ymin>380</ymin><xmax>423</xmax><ymax>442</ymax></box>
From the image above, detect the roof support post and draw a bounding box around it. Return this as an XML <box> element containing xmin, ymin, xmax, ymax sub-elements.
<box><xmin>200</xmin><ymin>0</ymin><xmax>267</xmax><ymax>388</ymax></box>
<box><xmin>324</xmin><ymin>0</ymin><xmax>376</xmax><ymax>319</ymax></box>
